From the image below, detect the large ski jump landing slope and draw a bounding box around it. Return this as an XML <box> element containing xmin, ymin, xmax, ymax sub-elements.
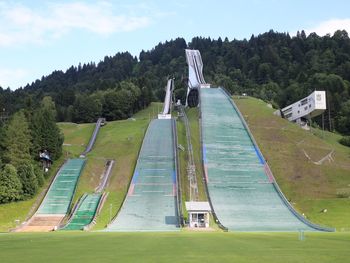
<box><xmin>201</xmin><ymin>88</ymin><xmax>322</xmax><ymax>231</ymax></box>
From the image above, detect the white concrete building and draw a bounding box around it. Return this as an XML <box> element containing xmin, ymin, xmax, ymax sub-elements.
<box><xmin>185</xmin><ymin>201</ymin><xmax>211</xmax><ymax>228</ymax></box>
<box><xmin>278</xmin><ymin>91</ymin><xmax>326</xmax><ymax>122</ymax></box>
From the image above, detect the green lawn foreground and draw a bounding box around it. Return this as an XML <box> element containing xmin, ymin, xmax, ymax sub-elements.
<box><xmin>0</xmin><ymin>232</ymin><xmax>349</xmax><ymax>263</ymax></box>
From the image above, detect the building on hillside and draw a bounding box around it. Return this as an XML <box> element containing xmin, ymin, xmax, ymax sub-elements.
<box><xmin>275</xmin><ymin>91</ymin><xmax>326</xmax><ymax>129</ymax></box>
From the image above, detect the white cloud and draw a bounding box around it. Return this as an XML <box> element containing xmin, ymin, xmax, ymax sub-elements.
<box><xmin>0</xmin><ymin>1</ymin><xmax>152</xmax><ymax>47</ymax></box>
<box><xmin>304</xmin><ymin>18</ymin><xmax>350</xmax><ymax>36</ymax></box>
<box><xmin>0</xmin><ymin>68</ymin><xmax>29</xmax><ymax>89</ymax></box>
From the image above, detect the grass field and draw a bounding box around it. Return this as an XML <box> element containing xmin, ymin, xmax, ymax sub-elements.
<box><xmin>58</xmin><ymin>103</ymin><xmax>162</xmax><ymax>229</ymax></box>
<box><xmin>58</xmin><ymin>122</ymin><xmax>95</xmax><ymax>157</ymax></box>
<box><xmin>234</xmin><ymin>96</ymin><xmax>350</xmax><ymax>231</ymax></box>
<box><xmin>0</xmin><ymin>232</ymin><xmax>349</xmax><ymax>263</ymax></box>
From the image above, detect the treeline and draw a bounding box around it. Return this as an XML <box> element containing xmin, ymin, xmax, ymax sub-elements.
<box><xmin>0</xmin><ymin>39</ymin><xmax>188</xmax><ymax>123</ymax></box>
<box><xmin>70</xmin><ymin>80</ymin><xmax>153</xmax><ymax>123</ymax></box>
<box><xmin>189</xmin><ymin>30</ymin><xmax>350</xmax><ymax>134</ymax></box>
<box><xmin>1</xmin><ymin>31</ymin><xmax>350</xmax><ymax>133</ymax></box>
<box><xmin>0</xmin><ymin>97</ymin><xmax>63</xmax><ymax>203</ymax></box>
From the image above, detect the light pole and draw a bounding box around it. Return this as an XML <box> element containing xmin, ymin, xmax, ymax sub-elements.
<box><xmin>109</xmin><ymin>203</ymin><xmax>112</xmax><ymax>223</ymax></box>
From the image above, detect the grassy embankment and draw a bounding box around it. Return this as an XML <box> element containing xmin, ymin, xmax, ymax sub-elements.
<box><xmin>59</xmin><ymin>103</ymin><xmax>161</xmax><ymax>229</ymax></box>
<box><xmin>234</xmin><ymin>96</ymin><xmax>350</xmax><ymax>231</ymax></box>
<box><xmin>0</xmin><ymin>232</ymin><xmax>349</xmax><ymax>263</ymax></box>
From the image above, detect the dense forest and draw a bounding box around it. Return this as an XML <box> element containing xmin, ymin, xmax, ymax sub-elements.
<box><xmin>0</xmin><ymin>97</ymin><xmax>63</xmax><ymax>203</ymax></box>
<box><xmin>1</xmin><ymin>30</ymin><xmax>350</xmax><ymax>134</ymax></box>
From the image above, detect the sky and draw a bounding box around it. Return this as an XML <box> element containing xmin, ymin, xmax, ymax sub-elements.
<box><xmin>1</xmin><ymin>0</ymin><xmax>350</xmax><ymax>90</ymax></box>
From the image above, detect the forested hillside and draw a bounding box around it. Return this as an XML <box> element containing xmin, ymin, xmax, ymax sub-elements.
<box><xmin>1</xmin><ymin>30</ymin><xmax>350</xmax><ymax>134</ymax></box>
<box><xmin>0</xmin><ymin>97</ymin><xmax>63</xmax><ymax>204</ymax></box>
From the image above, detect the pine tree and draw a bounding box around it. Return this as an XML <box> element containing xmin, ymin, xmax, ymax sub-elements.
<box><xmin>17</xmin><ymin>162</ymin><xmax>38</xmax><ymax>198</ymax></box>
<box><xmin>31</xmin><ymin>99</ymin><xmax>63</xmax><ymax>160</ymax></box>
<box><xmin>40</xmin><ymin>96</ymin><xmax>57</xmax><ymax>120</ymax></box>
<box><xmin>0</xmin><ymin>164</ymin><xmax>22</xmax><ymax>203</ymax></box>
<box><xmin>0</xmin><ymin>123</ymin><xmax>6</xmax><ymax>164</ymax></box>
<box><xmin>3</xmin><ymin>111</ymin><xmax>32</xmax><ymax>168</ymax></box>
<box><xmin>33</xmin><ymin>164</ymin><xmax>45</xmax><ymax>186</ymax></box>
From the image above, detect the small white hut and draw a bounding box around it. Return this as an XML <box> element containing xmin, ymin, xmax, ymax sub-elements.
<box><xmin>185</xmin><ymin>201</ymin><xmax>211</xmax><ymax>228</ymax></box>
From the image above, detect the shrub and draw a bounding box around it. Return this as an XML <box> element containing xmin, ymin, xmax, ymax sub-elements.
<box><xmin>17</xmin><ymin>162</ymin><xmax>38</xmax><ymax>198</ymax></box>
<box><xmin>0</xmin><ymin>164</ymin><xmax>23</xmax><ymax>203</ymax></box>
<box><xmin>339</xmin><ymin>136</ymin><xmax>350</xmax><ymax>147</ymax></box>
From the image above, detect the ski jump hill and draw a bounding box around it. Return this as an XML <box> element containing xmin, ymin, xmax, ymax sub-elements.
<box><xmin>105</xmin><ymin>78</ymin><xmax>181</xmax><ymax>231</ymax></box>
<box><xmin>186</xmin><ymin>49</ymin><xmax>333</xmax><ymax>232</ymax></box>
<box><xmin>17</xmin><ymin>118</ymin><xmax>106</xmax><ymax>232</ymax></box>
<box><xmin>16</xmin><ymin>49</ymin><xmax>334</xmax><ymax>233</ymax></box>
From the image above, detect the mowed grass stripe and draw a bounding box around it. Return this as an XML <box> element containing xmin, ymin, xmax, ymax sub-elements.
<box><xmin>0</xmin><ymin>232</ymin><xmax>349</xmax><ymax>263</ymax></box>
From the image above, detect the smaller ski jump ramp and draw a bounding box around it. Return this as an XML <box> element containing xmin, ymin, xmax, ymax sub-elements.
<box><xmin>18</xmin><ymin>159</ymin><xmax>85</xmax><ymax>232</ymax></box>
<box><xmin>105</xmin><ymin>119</ymin><xmax>179</xmax><ymax>231</ymax></box>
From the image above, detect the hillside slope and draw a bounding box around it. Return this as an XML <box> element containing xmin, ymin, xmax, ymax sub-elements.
<box><xmin>234</xmin><ymin>96</ymin><xmax>350</xmax><ymax>231</ymax></box>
